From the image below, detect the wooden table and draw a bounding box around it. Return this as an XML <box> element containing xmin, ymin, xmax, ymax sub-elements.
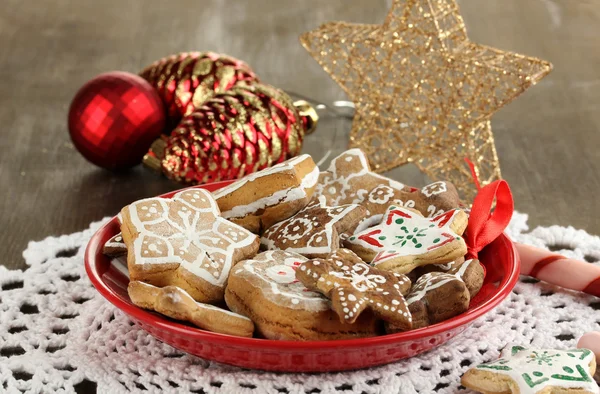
<box><xmin>2</xmin><ymin>0</ymin><xmax>599</xmax><ymax>273</ymax></box>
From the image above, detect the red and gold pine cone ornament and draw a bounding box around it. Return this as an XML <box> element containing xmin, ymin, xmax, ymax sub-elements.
<box><xmin>143</xmin><ymin>83</ymin><xmax>318</xmax><ymax>185</ymax></box>
<box><xmin>140</xmin><ymin>52</ymin><xmax>258</xmax><ymax>128</ymax></box>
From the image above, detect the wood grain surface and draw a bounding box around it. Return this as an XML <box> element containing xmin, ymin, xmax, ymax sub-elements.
<box><xmin>1</xmin><ymin>0</ymin><xmax>599</xmax><ymax>271</ymax></box>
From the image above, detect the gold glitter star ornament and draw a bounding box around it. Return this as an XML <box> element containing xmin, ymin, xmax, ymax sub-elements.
<box><xmin>300</xmin><ymin>0</ymin><xmax>552</xmax><ymax>200</ymax></box>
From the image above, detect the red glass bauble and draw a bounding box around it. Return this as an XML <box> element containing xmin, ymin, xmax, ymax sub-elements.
<box><xmin>68</xmin><ymin>71</ymin><xmax>166</xmax><ymax>170</ymax></box>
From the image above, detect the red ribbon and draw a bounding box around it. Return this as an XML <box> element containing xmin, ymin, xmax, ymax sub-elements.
<box><xmin>463</xmin><ymin>159</ymin><xmax>514</xmax><ymax>259</ymax></box>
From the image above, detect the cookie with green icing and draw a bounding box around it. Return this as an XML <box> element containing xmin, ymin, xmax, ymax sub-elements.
<box><xmin>344</xmin><ymin>205</ymin><xmax>468</xmax><ymax>274</ymax></box>
<box><xmin>462</xmin><ymin>345</ymin><xmax>599</xmax><ymax>394</ymax></box>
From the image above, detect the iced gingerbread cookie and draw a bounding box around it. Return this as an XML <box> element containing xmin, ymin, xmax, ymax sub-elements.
<box><xmin>388</xmin><ymin>271</ymin><xmax>469</xmax><ymax>331</ymax></box>
<box><xmin>128</xmin><ymin>281</ymin><xmax>254</xmax><ymax>337</ymax></box>
<box><xmin>344</xmin><ymin>205</ymin><xmax>468</xmax><ymax>274</ymax></box>
<box><xmin>296</xmin><ymin>249</ymin><xmax>412</xmax><ymax>330</ymax></box>
<box><xmin>261</xmin><ymin>196</ymin><xmax>366</xmax><ymax>258</ymax></box>
<box><xmin>212</xmin><ymin>154</ymin><xmax>319</xmax><ymax>233</ymax></box>
<box><xmin>413</xmin><ymin>258</ymin><xmax>484</xmax><ymax>298</ymax></box>
<box><xmin>462</xmin><ymin>345</ymin><xmax>599</xmax><ymax>394</ymax></box>
<box><xmin>314</xmin><ymin>149</ymin><xmax>462</xmax><ymax>224</ymax></box>
<box><xmin>103</xmin><ymin>233</ymin><xmax>127</xmax><ymax>257</ymax></box>
<box><xmin>224</xmin><ymin>250</ymin><xmax>378</xmax><ymax>340</ymax></box>
<box><xmin>579</xmin><ymin>332</ymin><xmax>600</xmax><ymax>381</ymax></box>
<box><xmin>120</xmin><ymin>188</ymin><xmax>260</xmax><ymax>304</ymax></box>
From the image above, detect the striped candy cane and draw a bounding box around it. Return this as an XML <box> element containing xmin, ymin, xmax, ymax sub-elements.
<box><xmin>516</xmin><ymin>242</ymin><xmax>600</xmax><ymax>297</ymax></box>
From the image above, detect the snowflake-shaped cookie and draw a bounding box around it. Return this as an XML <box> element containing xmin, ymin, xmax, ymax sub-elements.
<box><xmin>344</xmin><ymin>205</ymin><xmax>468</xmax><ymax>274</ymax></box>
<box><xmin>261</xmin><ymin>196</ymin><xmax>366</xmax><ymax>258</ymax></box>
<box><xmin>314</xmin><ymin>149</ymin><xmax>462</xmax><ymax>222</ymax></box>
<box><xmin>462</xmin><ymin>346</ymin><xmax>599</xmax><ymax>394</ymax></box>
<box><xmin>120</xmin><ymin>188</ymin><xmax>260</xmax><ymax>304</ymax></box>
<box><xmin>296</xmin><ymin>249</ymin><xmax>412</xmax><ymax>329</ymax></box>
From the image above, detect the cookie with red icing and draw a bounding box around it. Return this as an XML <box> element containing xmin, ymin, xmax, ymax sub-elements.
<box><xmin>225</xmin><ymin>250</ymin><xmax>378</xmax><ymax>340</ymax></box>
<box><xmin>344</xmin><ymin>205</ymin><xmax>468</xmax><ymax>274</ymax></box>
<box><xmin>213</xmin><ymin>154</ymin><xmax>319</xmax><ymax>234</ymax></box>
<box><xmin>128</xmin><ymin>281</ymin><xmax>254</xmax><ymax>337</ymax></box>
<box><xmin>314</xmin><ymin>149</ymin><xmax>462</xmax><ymax>228</ymax></box>
<box><xmin>296</xmin><ymin>249</ymin><xmax>412</xmax><ymax>331</ymax></box>
<box><xmin>120</xmin><ymin>188</ymin><xmax>260</xmax><ymax>304</ymax></box>
<box><xmin>261</xmin><ymin>196</ymin><xmax>366</xmax><ymax>258</ymax></box>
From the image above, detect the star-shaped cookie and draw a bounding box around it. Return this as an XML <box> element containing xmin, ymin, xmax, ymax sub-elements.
<box><xmin>261</xmin><ymin>196</ymin><xmax>366</xmax><ymax>258</ymax></box>
<box><xmin>462</xmin><ymin>346</ymin><xmax>599</xmax><ymax>394</ymax></box>
<box><xmin>301</xmin><ymin>0</ymin><xmax>552</xmax><ymax>198</ymax></box>
<box><xmin>315</xmin><ymin>149</ymin><xmax>462</xmax><ymax>224</ymax></box>
<box><xmin>344</xmin><ymin>205</ymin><xmax>468</xmax><ymax>274</ymax></box>
<box><xmin>120</xmin><ymin>188</ymin><xmax>260</xmax><ymax>304</ymax></box>
<box><xmin>296</xmin><ymin>249</ymin><xmax>412</xmax><ymax>329</ymax></box>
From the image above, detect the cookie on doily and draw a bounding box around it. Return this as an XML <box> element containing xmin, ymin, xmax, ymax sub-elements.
<box><xmin>296</xmin><ymin>248</ymin><xmax>412</xmax><ymax>331</ymax></box>
<box><xmin>461</xmin><ymin>345</ymin><xmax>599</xmax><ymax>394</ymax></box>
<box><xmin>120</xmin><ymin>188</ymin><xmax>260</xmax><ymax>304</ymax></box>
<box><xmin>314</xmin><ymin>149</ymin><xmax>462</xmax><ymax>225</ymax></box>
<box><xmin>388</xmin><ymin>272</ymin><xmax>469</xmax><ymax>331</ymax></box>
<box><xmin>128</xmin><ymin>281</ymin><xmax>254</xmax><ymax>337</ymax></box>
<box><xmin>225</xmin><ymin>250</ymin><xmax>379</xmax><ymax>340</ymax></box>
<box><xmin>344</xmin><ymin>205</ymin><xmax>468</xmax><ymax>274</ymax></box>
<box><xmin>261</xmin><ymin>196</ymin><xmax>366</xmax><ymax>258</ymax></box>
<box><xmin>213</xmin><ymin>154</ymin><xmax>319</xmax><ymax>234</ymax></box>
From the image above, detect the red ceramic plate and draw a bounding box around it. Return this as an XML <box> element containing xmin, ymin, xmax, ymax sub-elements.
<box><xmin>85</xmin><ymin>181</ymin><xmax>520</xmax><ymax>372</ymax></box>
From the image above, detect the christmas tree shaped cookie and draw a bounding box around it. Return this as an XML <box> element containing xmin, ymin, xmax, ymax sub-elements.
<box><xmin>344</xmin><ymin>205</ymin><xmax>468</xmax><ymax>274</ymax></box>
<box><xmin>462</xmin><ymin>345</ymin><xmax>599</xmax><ymax>394</ymax></box>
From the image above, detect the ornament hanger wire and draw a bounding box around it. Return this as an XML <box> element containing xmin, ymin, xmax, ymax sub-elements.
<box><xmin>288</xmin><ymin>91</ymin><xmax>356</xmax><ymax>167</ymax></box>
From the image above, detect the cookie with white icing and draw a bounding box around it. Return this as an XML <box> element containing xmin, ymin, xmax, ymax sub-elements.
<box><xmin>261</xmin><ymin>196</ymin><xmax>366</xmax><ymax>258</ymax></box>
<box><xmin>128</xmin><ymin>281</ymin><xmax>254</xmax><ymax>337</ymax></box>
<box><xmin>103</xmin><ymin>233</ymin><xmax>127</xmax><ymax>257</ymax></box>
<box><xmin>462</xmin><ymin>345</ymin><xmax>599</xmax><ymax>394</ymax></box>
<box><xmin>213</xmin><ymin>154</ymin><xmax>319</xmax><ymax>234</ymax></box>
<box><xmin>314</xmin><ymin>149</ymin><xmax>462</xmax><ymax>227</ymax></box>
<box><xmin>388</xmin><ymin>271</ymin><xmax>470</xmax><ymax>331</ymax></box>
<box><xmin>224</xmin><ymin>250</ymin><xmax>378</xmax><ymax>340</ymax></box>
<box><xmin>413</xmin><ymin>258</ymin><xmax>484</xmax><ymax>298</ymax></box>
<box><xmin>296</xmin><ymin>248</ymin><xmax>412</xmax><ymax>330</ymax></box>
<box><xmin>344</xmin><ymin>205</ymin><xmax>468</xmax><ymax>274</ymax></box>
<box><xmin>120</xmin><ymin>188</ymin><xmax>260</xmax><ymax>304</ymax></box>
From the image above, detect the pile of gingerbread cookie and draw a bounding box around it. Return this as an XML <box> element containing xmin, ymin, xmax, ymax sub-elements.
<box><xmin>104</xmin><ymin>149</ymin><xmax>485</xmax><ymax>340</ymax></box>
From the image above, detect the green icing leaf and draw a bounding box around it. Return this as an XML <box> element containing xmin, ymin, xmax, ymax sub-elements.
<box><xmin>511</xmin><ymin>346</ymin><xmax>527</xmax><ymax>356</ymax></box>
<box><xmin>551</xmin><ymin>365</ymin><xmax>593</xmax><ymax>382</ymax></box>
<box><xmin>522</xmin><ymin>373</ymin><xmax>549</xmax><ymax>388</ymax></box>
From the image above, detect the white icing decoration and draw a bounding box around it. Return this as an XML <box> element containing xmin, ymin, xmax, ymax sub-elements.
<box><xmin>406</xmin><ymin>272</ymin><xmax>459</xmax><ymax>304</ymax></box>
<box><xmin>421</xmin><ymin>181</ymin><xmax>447</xmax><ymax>198</ymax></box>
<box><xmin>129</xmin><ymin>189</ymin><xmax>257</xmax><ymax>287</ymax></box>
<box><xmin>233</xmin><ymin>251</ymin><xmax>328</xmax><ymax>311</ymax></box>
<box><xmin>261</xmin><ymin>196</ymin><xmax>361</xmax><ymax>256</ymax></box>
<box><xmin>368</xmin><ymin>185</ymin><xmax>394</xmax><ymax>204</ymax></box>
<box><xmin>313</xmin><ymin>149</ymin><xmax>405</xmax><ymax>209</ymax></box>
<box><xmin>212</xmin><ymin>155</ymin><xmax>318</xmax><ymax>219</ymax></box>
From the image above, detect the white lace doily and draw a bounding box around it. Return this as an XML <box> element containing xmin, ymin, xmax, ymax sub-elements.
<box><xmin>1</xmin><ymin>212</ymin><xmax>600</xmax><ymax>394</ymax></box>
